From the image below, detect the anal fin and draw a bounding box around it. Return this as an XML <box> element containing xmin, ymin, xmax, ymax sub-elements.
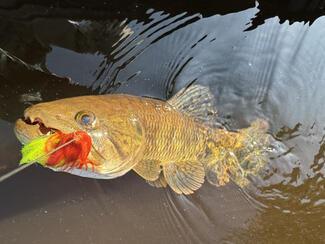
<box><xmin>163</xmin><ymin>161</ymin><xmax>205</xmax><ymax>195</ymax></box>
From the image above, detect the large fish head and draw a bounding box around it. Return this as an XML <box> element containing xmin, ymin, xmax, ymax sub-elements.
<box><xmin>14</xmin><ymin>95</ymin><xmax>145</xmax><ymax>178</ymax></box>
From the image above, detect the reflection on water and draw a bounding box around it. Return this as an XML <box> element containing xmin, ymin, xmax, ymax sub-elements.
<box><xmin>0</xmin><ymin>1</ymin><xmax>324</xmax><ymax>243</ymax></box>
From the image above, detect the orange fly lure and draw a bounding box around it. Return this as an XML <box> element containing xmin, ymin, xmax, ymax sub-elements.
<box><xmin>20</xmin><ymin>131</ymin><xmax>97</xmax><ymax>171</ymax></box>
<box><xmin>45</xmin><ymin>131</ymin><xmax>96</xmax><ymax>170</ymax></box>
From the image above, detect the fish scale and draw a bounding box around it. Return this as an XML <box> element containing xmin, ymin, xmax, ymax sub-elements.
<box><xmin>140</xmin><ymin>101</ymin><xmax>206</xmax><ymax>163</ymax></box>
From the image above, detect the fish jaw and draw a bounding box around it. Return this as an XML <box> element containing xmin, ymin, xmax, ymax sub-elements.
<box><xmin>15</xmin><ymin>106</ymin><xmax>77</xmax><ymax>145</ymax></box>
<box><xmin>14</xmin><ymin>118</ymin><xmax>43</xmax><ymax>145</ymax></box>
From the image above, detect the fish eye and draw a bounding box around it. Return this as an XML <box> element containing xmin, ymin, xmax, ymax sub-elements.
<box><xmin>75</xmin><ymin>111</ymin><xmax>96</xmax><ymax>128</ymax></box>
<box><xmin>81</xmin><ymin>114</ymin><xmax>91</xmax><ymax>124</ymax></box>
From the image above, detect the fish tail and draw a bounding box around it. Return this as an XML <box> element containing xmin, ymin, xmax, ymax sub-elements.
<box><xmin>205</xmin><ymin>119</ymin><xmax>270</xmax><ymax>188</ymax></box>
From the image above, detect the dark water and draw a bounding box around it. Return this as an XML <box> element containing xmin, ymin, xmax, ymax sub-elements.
<box><xmin>0</xmin><ymin>1</ymin><xmax>325</xmax><ymax>243</ymax></box>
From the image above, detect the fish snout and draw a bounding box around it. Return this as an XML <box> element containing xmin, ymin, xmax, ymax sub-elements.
<box><xmin>14</xmin><ymin>118</ymin><xmax>42</xmax><ymax>144</ymax></box>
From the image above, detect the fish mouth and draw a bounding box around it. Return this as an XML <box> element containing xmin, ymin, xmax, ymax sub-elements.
<box><xmin>21</xmin><ymin>116</ymin><xmax>58</xmax><ymax>135</ymax></box>
<box><xmin>14</xmin><ymin>114</ymin><xmax>59</xmax><ymax>145</ymax></box>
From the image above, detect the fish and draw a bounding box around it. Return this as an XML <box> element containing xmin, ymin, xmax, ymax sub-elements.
<box><xmin>14</xmin><ymin>85</ymin><xmax>270</xmax><ymax>194</ymax></box>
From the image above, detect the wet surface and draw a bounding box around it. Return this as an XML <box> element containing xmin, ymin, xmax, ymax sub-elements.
<box><xmin>0</xmin><ymin>1</ymin><xmax>324</xmax><ymax>243</ymax></box>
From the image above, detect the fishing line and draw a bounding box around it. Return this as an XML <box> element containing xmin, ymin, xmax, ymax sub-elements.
<box><xmin>0</xmin><ymin>138</ymin><xmax>76</xmax><ymax>183</ymax></box>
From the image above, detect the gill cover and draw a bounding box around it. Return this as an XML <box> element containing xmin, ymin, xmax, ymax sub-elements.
<box><xmin>87</xmin><ymin>113</ymin><xmax>145</xmax><ymax>178</ymax></box>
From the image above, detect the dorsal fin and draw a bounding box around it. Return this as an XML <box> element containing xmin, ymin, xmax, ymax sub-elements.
<box><xmin>167</xmin><ymin>85</ymin><xmax>218</xmax><ymax>125</ymax></box>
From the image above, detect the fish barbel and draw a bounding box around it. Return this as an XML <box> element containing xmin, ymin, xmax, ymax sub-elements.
<box><xmin>14</xmin><ymin>85</ymin><xmax>270</xmax><ymax>194</ymax></box>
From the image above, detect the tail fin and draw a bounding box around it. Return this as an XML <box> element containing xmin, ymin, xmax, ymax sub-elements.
<box><xmin>205</xmin><ymin>119</ymin><xmax>270</xmax><ymax>188</ymax></box>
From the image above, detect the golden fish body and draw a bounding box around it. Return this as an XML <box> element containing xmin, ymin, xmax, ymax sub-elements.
<box><xmin>134</xmin><ymin>98</ymin><xmax>207</xmax><ymax>165</ymax></box>
<box><xmin>15</xmin><ymin>85</ymin><xmax>270</xmax><ymax>194</ymax></box>
<box><xmin>100</xmin><ymin>94</ymin><xmax>207</xmax><ymax>163</ymax></box>
<box><xmin>126</xmin><ymin>97</ymin><xmax>209</xmax><ymax>193</ymax></box>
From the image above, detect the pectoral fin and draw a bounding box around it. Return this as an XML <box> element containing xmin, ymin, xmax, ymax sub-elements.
<box><xmin>133</xmin><ymin>160</ymin><xmax>161</xmax><ymax>181</ymax></box>
<box><xmin>163</xmin><ymin>161</ymin><xmax>205</xmax><ymax>195</ymax></box>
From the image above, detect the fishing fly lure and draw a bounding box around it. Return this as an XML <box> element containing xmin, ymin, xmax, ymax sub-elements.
<box><xmin>20</xmin><ymin>131</ymin><xmax>96</xmax><ymax>170</ymax></box>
